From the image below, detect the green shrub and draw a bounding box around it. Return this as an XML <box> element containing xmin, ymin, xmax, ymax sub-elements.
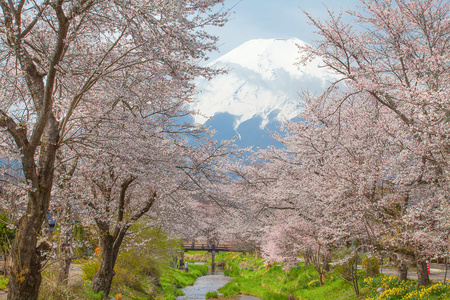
<box><xmin>112</xmin><ymin>266</ymin><xmax>144</xmax><ymax>292</ymax></box>
<box><xmin>262</xmin><ymin>290</ymin><xmax>289</xmax><ymax>300</ymax></box>
<box><xmin>333</xmin><ymin>247</ymin><xmax>359</xmax><ymax>282</ymax></box>
<box><xmin>0</xmin><ymin>276</ymin><xmax>8</xmax><ymax>289</ymax></box>
<box><xmin>81</xmin><ymin>281</ymin><xmax>107</xmax><ymax>300</ymax></box>
<box><xmin>185</xmin><ymin>251</ymin><xmax>210</xmax><ymax>263</ymax></box>
<box><xmin>80</xmin><ymin>258</ymin><xmax>100</xmax><ymax>280</ymax></box>
<box><xmin>205</xmin><ymin>291</ymin><xmax>218</xmax><ymax>299</ymax></box>
<box><xmin>115</xmin><ymin>247</ymin><xmax>164</xmax><ymax>279</ymax></box>
<box><xmin>362</xmin><ymin>254</ymin><xmax>380</xmax><ymax>277</ymax></box>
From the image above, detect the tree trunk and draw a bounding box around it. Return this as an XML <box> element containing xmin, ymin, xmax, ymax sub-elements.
<box><xmin>352</xmin><ymin>254</ymin><xmax>359</xmax><ymax>297</ymax></box>
<box><xmin>91</xmin><ymin>235</ymin><xmax>119</xmax><ymax>297</ymax></box>
<box><xmin>211</xmin><ymin>250</ymin><xmax>215</xmax><ymax>273</ymax></box>
<box><xmin>396</xmin><ymin>261</ymin><xmax>408</xmax><ymax>281</ymax></box>
<box><xmin>2</xmin><ymin>248</ymin><xmax>8</xmax><ymax>276</ymax></box>
<box><xmin>323</xmin><ymin>254</ymin><xmax>330</xmax><ymax>272</ymax></box>
<box><xmin>444</xmin><ymin>257</ymin><xmax>448</xmax><ymax>284</ymax></box>
<box><xmin>417</xmin><ymin>260</ymin><xmax>431</xmax><ymax>286</ymax></box>
<box><xmin>7</xmin><ymin>119</ymin><xmax>59</xmax><ymax>300</ymax></box>
<box><xmin>7</xmin><ymin>213</ymin><xmax>45</xmax><ymax>300</ymax></box>
<box><xmin>318</xmin><ymin>268</ymin><xmax>324</xmax><ymax>286</ymax></box>
<box><xmin>56</xmin><ymin>204</ymin><xmax>74</xmax><ymax>285</ymax></box>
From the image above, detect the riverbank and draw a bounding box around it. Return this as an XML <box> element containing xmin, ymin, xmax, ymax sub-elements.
<box><xmin>212</xmin><ymin>252</ymin><xmax>450</xmax><ymax>300</ymax></box>
<box><xmin>161</xmin><ymin>264</ymin><xmax>209</xmax><ymax>299</ymax></box>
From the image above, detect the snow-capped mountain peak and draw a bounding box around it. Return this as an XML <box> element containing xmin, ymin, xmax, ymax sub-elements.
<box><xmin>192</xmin><ymin>37</ymin><xmax>336</xmax><ymax>132</ymax></box>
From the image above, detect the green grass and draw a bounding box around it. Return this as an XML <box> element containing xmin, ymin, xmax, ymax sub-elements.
<box><xmin>206</xmin><ymin>291</ymin><xmax>219</xmax><ymax>299</ymax></box>
<box><xmin>159</xmin><ymin>264</ymin><xmax>208</xmax><ymax>299</ymax></box>
<box><xmin>216</xmin><ymin>253</ymin><xmax>450</xmax><ymax>300</ymax></box>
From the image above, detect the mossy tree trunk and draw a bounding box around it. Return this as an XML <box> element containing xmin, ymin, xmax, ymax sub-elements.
<box><xmin>89</xmin><ymin>176</ymin><xmax>157</xmax><ymax>297</ymax></box>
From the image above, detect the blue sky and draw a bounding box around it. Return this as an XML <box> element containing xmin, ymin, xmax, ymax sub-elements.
<box><xmin>205</xmin><ymin>0</ymin><xmax>361</xmax><ymax>62</ymax></box>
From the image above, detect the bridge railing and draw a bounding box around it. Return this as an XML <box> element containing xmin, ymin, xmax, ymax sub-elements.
<box><xmin>181</xmin><ymin>242</ymin><xmax>237</xmax><ymax>252</ymax></box>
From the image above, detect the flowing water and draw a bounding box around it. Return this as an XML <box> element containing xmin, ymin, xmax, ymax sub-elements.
<box><xmin>176</xmin><ymin>266</ymin><xmax>260</xmax><ymax>300</ymax></box>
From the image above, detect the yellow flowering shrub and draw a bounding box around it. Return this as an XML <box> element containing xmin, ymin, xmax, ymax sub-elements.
<box><xmin>364</xmin><ymin>275</ymin><xmax>450</xmax><ymax>300</ymax></box>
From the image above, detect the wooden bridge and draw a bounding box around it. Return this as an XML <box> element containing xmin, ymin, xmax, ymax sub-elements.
<box><xmin>181</xmin><ymin>241</ymin><xmax>245</xmax><ymax>271</ymax></box>
<box><xmin>182</xmin><ymin>241</ymin><xmax>241</xmax><ymax>252</ymax></box>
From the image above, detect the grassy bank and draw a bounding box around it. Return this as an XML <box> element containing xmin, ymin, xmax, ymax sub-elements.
<box><xmin>160</xmin><ymin>264</ymin><xmax>209</xmax><ymax>299</ymax></box>
<box><xmin>214</xmin><ymin>252</ymin><xmax>450</xmax><ymax>300</ymax></box>
<box><xmin>35</xmin><ymin>257</ymin><xmax>207</xmax><ymax>300</ymax></box>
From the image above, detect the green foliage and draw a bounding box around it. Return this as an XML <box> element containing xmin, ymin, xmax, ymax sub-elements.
<box><xmin>184</xmin><ymin>251</ymin><xmax>210</xmax><ymax>263</ymax></box>
<box><xmin>80</xmin><ymin>258</ymin><xmax>100</xmax><ymax>280</ymax></box>
<box><xmin>333</xmin><ymin>247</ymin><xmax>359</xmax><ymax>283</ymax></box>
<box><xmin>123</xmin><ymin>225</ymin><xmax>183</xmax><ymax>261</ymax></box>
<box><xmin>80</xmin><ymin>281</ymin><xmax>107</xmax><ymax>300</ymax></box>
<box><xmin>75</xmin><ymin>224</ymin><xmax>186</xmax><ymax>298</ymax></box>
<box><xmin>0</xmin><ymin>212</ymin><xmax>15</xmax><ymax>257</ymax></box>
<box><xmin>262</xmin><ymin>291</ymin><xmax>289</xmax><ymax>300</ymax></box>
<box><xmin>205</xmin><ymin>291</ymin><xmax>219</xmax><ymax>299</ymax></box>
<box><xmin>0</xmin><ymin>275</ymin><xmax>8</xmax><ymax>289</ymax></box>
<box><xmin>362</xmin><ymin>254</ymin><xmax>380</xmax><ymax>277</ymax></box>
<box><xmin>219</xmin><ymin>253</ymin><xmax>322</xmax><ymax>299</ymax></box>
<box><xmin>72</xmin><ymin>223</ymin><xmax>97</xmax><ymax>259</ymax></box>
<box><xmin>113</xmin><ymin>266</ymin><xmax>145</xmax><ymax>293</ymax></box>
<box><xmin>216</xmin><ymin>252</ymin><xmax>450</xmax><ymax>300</ymax></box>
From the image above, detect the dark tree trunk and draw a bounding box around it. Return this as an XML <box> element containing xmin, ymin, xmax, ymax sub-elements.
<box><xmin>7</xmin><ymin>119</ymin><xmax>59</xmax><ymax>300</ymax></box>
<box><xmin>211</xmin><ymin>250</ymin><xmax>215</xmax><ymax>273</ymax></box>
<box><xmin>90</xmin><ymin>179</ymin><xmax>155</xmax><ymax>297</ymax></box>
<box><xmin>91</xmin><ymin>235</ymin><xmax>119</xmax><ymax>297</ymax></box>
<box><xmin>444</xmin><ymin>257</ymin><xmax>448</xmax><ymax>284</ymax></box>
<box><xmin>323</xmin><ymin>255</ymin><xmax>331</xmax><ymax>272</ymax></box>
<box><xmin>396</xmin><ymin>261</ymin><xmax>408</xmax><ymax>281</ymax></box>
<box><xmin>352</xmin><ymin>254</ymin><xmax>359</xmax><ymax>297</ymax></box>
<box><xmin>417</xmin><ymin>260</ymin><xmax>431</xmax><ymax>287</ymax></box>
<box><xmin>318</xmin><ymin>271</ymin><xmax>324</xmax><ymax>286</ymax></box>
<box><xmin>8</xmin><ymin>213</ymin><xmax>45</xmax><ymax>300</ymax></box>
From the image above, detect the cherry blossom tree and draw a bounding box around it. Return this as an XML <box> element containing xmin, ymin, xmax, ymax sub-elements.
<box><xmin>59</xmin><ymin>102</ymin><xmax>246</xmax><ymax>296</ymax></box>
<box><xmin>297</xmin><ymin>0</ymin><xmax>449</xmax><ymax>286</ymax></box>
<box><xmin>254</xmin><ymin>88</ymin><xmax>448</xmax><ymax>286</ymax></box>
<box><xmin>0</xmin><ymin>1</ymin><xmax>228</xmax><ymax>298</ymax></box>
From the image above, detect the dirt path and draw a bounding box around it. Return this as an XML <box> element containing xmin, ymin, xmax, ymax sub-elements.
<box><xmin>381</xmin><ymin>264</ymin><xmax>449</xmax><ymax>282</ymax></box>
<box><xmin>68</xmin><ymin>263</ymin><xmax>84</xmax><ymax>286</ymax></box>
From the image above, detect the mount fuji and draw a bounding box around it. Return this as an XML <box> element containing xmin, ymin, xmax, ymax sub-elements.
<box><xmin>192</xmin><ymin>38</ymin><xmax>336</xmax><ymax>148</ymax></box>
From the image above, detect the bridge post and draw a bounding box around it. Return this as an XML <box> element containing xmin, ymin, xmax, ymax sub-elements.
<box><xmin>211</xmin><ymin>244</ymin><xmax>216</xmax><ymax>272</ymax></box>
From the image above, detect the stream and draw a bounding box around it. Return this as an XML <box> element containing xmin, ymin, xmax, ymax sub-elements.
<box><xmin>176</xmin><ymin>265</ymin><xmax>260</xmax><ymax>300</ymax></box>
